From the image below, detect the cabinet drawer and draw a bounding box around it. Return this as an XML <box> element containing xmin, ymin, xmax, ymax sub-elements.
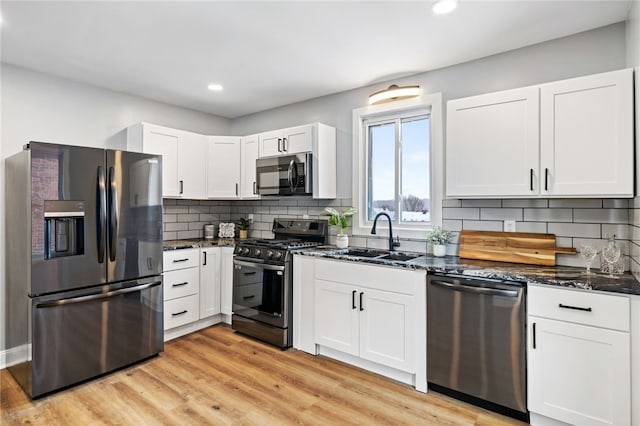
<box><xmin>164</xmin><ymin>294</ymin><xmax>199</xmax><ymax>330</ymax></box>
<box><xmin>164</xmin><ymin>249</ymin><xmax>199</xmax><ymax>271</ymax></box>
<box><xmin>164</xmin><ymin>268</ymin><xmax>199</xmax><ymax>301</ymax></box>
<box><xmin>528</xmin><ymin>285</ymin><xmax>629</xmax><ymax>331</ymax></box>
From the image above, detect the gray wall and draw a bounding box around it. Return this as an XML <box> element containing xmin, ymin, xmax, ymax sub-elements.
<box><xmin>0</xmin><ymin>64</ymin><xmax>231</xmax><ymax>354</ymax></box>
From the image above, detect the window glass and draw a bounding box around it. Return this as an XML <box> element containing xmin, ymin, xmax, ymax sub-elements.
<box><xmin>368</xmin><ymin>122</ymin><xmax>395</xmax><ymax>221</ymax></box>
<box><xmin>401</xmin><ymin>117</ymin><xmax>430</xmax><ymax>223</ymax></box>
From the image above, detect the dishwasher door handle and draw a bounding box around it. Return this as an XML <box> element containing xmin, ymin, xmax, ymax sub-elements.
<box><xmin>430</xmin><ymin>279</ymin><xmax>520</xmax><ymax>298</ymax></box>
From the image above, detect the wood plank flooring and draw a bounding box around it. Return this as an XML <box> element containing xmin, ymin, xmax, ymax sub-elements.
<box><xmin>1</xmin><ymin>325</ymin><xmax>526</xmax><ymax>425</ymax></box>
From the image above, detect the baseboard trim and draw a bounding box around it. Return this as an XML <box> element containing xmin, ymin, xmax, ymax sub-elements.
<box><xmin>164</xmin><ymin>315</ymin><xmax>222</xmax><ymax>342</ymax></box>
<box><xmin>0</xmin><ymin>344</ymin><xmax>31</xmax><ymax>369</ymax></box>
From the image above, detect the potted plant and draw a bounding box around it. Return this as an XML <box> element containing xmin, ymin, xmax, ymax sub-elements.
<box><xmin>236</xmin><ymin>217</ymin><xmax>251</xmax><ymax>240</ymax></box>
<box><xmin>427</xmin><ymin>226</ymin><xmax>453</xmax><ymax>257</ymax></box>
<box><xmin>324</xmin><ymin>207</ymin><xmax>357</xmax><ymax>248</ymax></box>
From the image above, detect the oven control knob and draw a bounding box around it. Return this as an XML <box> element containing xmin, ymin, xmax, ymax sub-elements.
<box><xmin>266</xmin><ymin>250</ymin><xmax>274</xmax><ymax>258</ymax></box>
<box><xmin>274</xmin><ymin>251</ymin><xmax>283</xmax><ymax>259</ymax></box>
<box><xmin>254</xmin><ymin>249</ymin><xmax>261</xmax><ymax>256</ymax></box>
<box><xmin>242</xmin><ymin>248</ymin><xmax>250</xmax><ymax>255</ymax></box>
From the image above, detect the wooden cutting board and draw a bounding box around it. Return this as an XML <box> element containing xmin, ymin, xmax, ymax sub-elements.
<box><xmin>458</xmin><ymin>230</ymin><xmax>577</xmax><ymax>266</ymax></box>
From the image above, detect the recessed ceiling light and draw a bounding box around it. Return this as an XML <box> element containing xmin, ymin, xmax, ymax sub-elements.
<box><xmin>432</xmin><ymin>0</ymin><xmax>458</xmax><ymax>15</ymax></box>
<box><xmin>207</xmin><ymin>84</ymin><xmax>223</xmax><ymax>91</ymax></box>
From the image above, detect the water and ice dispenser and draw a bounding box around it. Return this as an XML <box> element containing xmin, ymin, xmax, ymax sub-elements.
<box><xmin>43</xmin><ymin>200</ymin><xmax>85</xmax><ymax>259</ymax></box>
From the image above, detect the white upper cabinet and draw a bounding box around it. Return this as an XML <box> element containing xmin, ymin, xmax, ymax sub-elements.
<box><xmin>445</xmin><ymin>69</ymin><xmax>634</xmax><ymax>198</ymax></box>
<box><xmin>179</xmin><ymin>131</ymin><xmax>208</xmax><ymax>199</ymax></box>
<box><xmin>240</xmin><ymin>134</ymin><xmax>260</xmax><ymax>199</ymax></box>
<box><xmin>207</xmin><ymin>136</ymin><xmax>241</xmax><ymax>199</ymax></box>
<box><xmin>446</xmin><ymin>87</ymin><xmax>540</xmax><ymax>197</ymax></box>
<box><xmin>127</xmin><ymin>123</ymin><xmax>207</xmax><ymax>199</ymax></box>
<box><xmin>259</xmin><ymin>124</ymin><xmax>313</xmax><ymax>158</ymax></box>
<box><xmin>540</xmin><ymin>69</ymin><xmax>634</xmax><ymax>197</ymax></box>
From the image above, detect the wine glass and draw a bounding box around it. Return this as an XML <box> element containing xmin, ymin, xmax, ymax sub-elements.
<box><xmin>601</xmin><ymin>238</ymin><xmax>621</xmax><ymax>277</ymax></box>
<box><xmin>579</xmin><ymin>245</ymin><xmax>598</xmax><ymax>275</ymax></box>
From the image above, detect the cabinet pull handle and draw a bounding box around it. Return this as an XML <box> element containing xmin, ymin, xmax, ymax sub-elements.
<box><xmin>171</xmin><ymin>282</ymin><xmax>189</xmax><ymax>287</ymax></box>
<box><xmin>283</xmin><ymin>137</ymin><xmax>287</xmax><ymax>152</ymax></box>
<box><xmin>559</xmin><ymin>303</ymin><xmax>592</xmax><ymax>312</ymax></box>
<box><xmin>243</xmin><ymin>295</ymin><xmax>256</xmax><ymax>300</ymax></box>
<box><xmin>235</xmin><ymin>183</ymin><xmax>239</xmax><ymax>196</ymax></box>
<box><xmin>352</xmin><ymin>290</ymin><xmax>356</xmax><ymax>309</ymax></box>
<box><xmin>530</xmin><ymin>168</ymin><xmax>534</xmax><ymax>191</ymax></box>
<box><xmin>243</xmin><ymin>271</ymin><xmax>257</xmax><ymax>276</ymax></box>
<box><xmin>172</xmin><ymin>258</ymin><xmax>189</xmax><ymax>263</ymax></box>
<box><xmin>172</xmin><ymin>310</ymin><xmax>188</xmax><ymax>317</ymax></box>
<box><xmin>532</xmin><ymin>322</ymin><xmax>536</xmax><ymax>349</ymax></box>
<box><xmin>544</xmin><ymin>168</ymin><xmax>549</xmax><ymax>191</ymax></box>
<box><xmin>203</xmin><ymin>252</ymin><xmax>207</xmax><ymax>266</ymax></box>
<box><xmin>180</xmin><ymin>180</ymin><xmax>184</xmax><ymax>194</ymax></box>
<box><xmin>277</xmin><ymin>138</ymin><xmax>282</xmax><ymax>152</ymax></box>
<box><xmin>253</xmin><ymin>181</ymin><xmax>258</xmax><ymax>195</ymax></box>
<box><xmin>359</xmin><ymin>292</ymin><xmax>364</xmax><ymax>311</ymax></box>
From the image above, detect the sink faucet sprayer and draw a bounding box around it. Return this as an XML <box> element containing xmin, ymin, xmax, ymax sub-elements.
<box><xmin>371</xmin><ymin>212</ymin><xmax>401</xmax><ymax>251</ymax></box>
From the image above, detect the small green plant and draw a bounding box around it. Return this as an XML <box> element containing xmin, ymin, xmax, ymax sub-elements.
<box><xmin>324</xmin><ymin>207</ymin><xmax>357</xmax><ymax>235</ymax></box>
<box><xmin>236</xmin><ymin>217</ymin><xmax>251</xmax><ymax>230</ymax></box>
<box><xmin>427</xmin><ymin>226</ymin><xmax>453</xmax><ymax>245</ymax></box>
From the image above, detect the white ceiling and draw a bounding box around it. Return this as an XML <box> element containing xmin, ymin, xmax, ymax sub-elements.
<box><xmin>0</xmin><ymin>1</ymin><xmax>632</xmax><ymax>119</ymax></box>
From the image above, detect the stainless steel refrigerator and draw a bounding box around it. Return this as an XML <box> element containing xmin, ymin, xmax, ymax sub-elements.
<box><xmin>5</xmin><ymin>142</ymin><xmax>164</xmax><ymax>398</ymax></box>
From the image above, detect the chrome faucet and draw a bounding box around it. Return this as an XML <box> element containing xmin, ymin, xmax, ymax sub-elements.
<box><xmin>371</xmin><ymin>212</ymin><xmax>401</xmax><ymax>251</ymax></box>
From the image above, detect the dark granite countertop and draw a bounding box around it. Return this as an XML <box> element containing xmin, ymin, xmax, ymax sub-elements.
<box><xmin>163</xmin><ymin>238</ymin><xmax>237</xmax><ymax>250</ymax></box>
<box><xmin>297</xmin><ymin>247</ymin><xmax>640</xmax><ymax>296</ymax></box>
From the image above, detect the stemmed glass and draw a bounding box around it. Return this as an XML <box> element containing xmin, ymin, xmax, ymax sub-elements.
<box><xmin>601</xmin><ymin>237</ymin><xmax>621</xmax><ymax>277</ymax></box>
<box><xmin>579</xmin><ymin>245</ymin><xmax>598</xmax><ymax>275</ymax></box>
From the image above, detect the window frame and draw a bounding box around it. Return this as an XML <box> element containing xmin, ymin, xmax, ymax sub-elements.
<box><xmin>351</xmin><ymin>92</ymin><xmax>443</xmax><ymax>238</ymax></box>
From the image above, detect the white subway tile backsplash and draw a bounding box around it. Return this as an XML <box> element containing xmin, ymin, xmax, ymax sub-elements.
<box><xmin>524</xmin><ymin>208</ymin><xmax>572</xmax><ymax>222</ymax></box>
<box><xmin>188</xmin><ymin>205</ymin><xmax>210</xmax><ymax>214</ymax></box>
<box><xmin>548</xmin><ymin>199</ymin><xmax>602</xmax><ymax>208</ymax></box>
<box><xmin>603</xmin><ymin>199</ymin><xmax>630</xmax><ymax>208</ymax></box>
<box><xmin>165</xmin><ymin>222</ymin><xmax>189</xmax><ymax>232</ymax></box>
<box><xmin>516</xmin><ymin>222</ymin><xmax>547</xmax><ymax>233</ymax></box>
<box><xmin>573</xmin><ymin>209</ymin><xmax>628</xmax><ymax>224</ymax></box>
<box><xmin>442</xmin><ymin>199</ymin><xmax>462</xmax><ymax>208</ymax></box>
<box><xmin>547</xmin><ymin>222</ymin><xmax>600</xmax><ymax>238</ymax></box>
<box><xmin>601</xmin><ymin>224</ymin><xmax>630</xmax><ymax>240</ymax></box>
<box><xmin>165</xmin><ymin>206</ymin><xmax>189</xmax><ymax>214</ymax></box>
<box><xmin>502</xmin><ymin>199</ymin><xmax>548</xmax><ymax>208</ymax></box>
<box><xmin>461</xmin><ymin>199</ymin><xmax>502</xmax><ymax>208</ymax></box>
<box><xmin>163</xmin><ymin>231</ymin><xmax>177</xmax><ymax>240</ymax></box>
<box><xmin>442</xmin><ymin>220</ymin><xmax>463</xmax><ymax>232</ymax></box>
<box><xmin>442</xmin><ymin>208</ymin><xmax>480</xmax><ymax>220</ymax></box>
<box><xmin>177</xmin><ymin>230</ymin><xmax>201</xmax><ymax>239</ymax></box>
<box><xmin>461</xmin><ymin>220</ymin><xmax>503</xmax><ymax>231</ymax></box>
<box><xmin>480</xmin><ymin>208</ymin><xmax>523</xmax><ymax>221</ymax></box>
<box><xmin>177</xmin><ymin>214</ymin><xmax>199</xmax><ymax>223</ymax></box>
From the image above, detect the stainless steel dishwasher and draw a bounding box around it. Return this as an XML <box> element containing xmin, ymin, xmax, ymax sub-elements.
<box><xmin>427</xmin><ymin>273</ymin><xmax>527</xmax><ymax>421</ymax></box>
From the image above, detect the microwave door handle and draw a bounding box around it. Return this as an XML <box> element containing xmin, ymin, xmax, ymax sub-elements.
<box><xmin>287</xmin><ymin>159</ymin><xmax>295</xmax><ymax>192</ymax></box>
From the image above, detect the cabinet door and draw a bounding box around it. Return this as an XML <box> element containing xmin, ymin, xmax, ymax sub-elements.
<box><xmin>314</xmin><ymin>280</ymin><xmax>359</xmax><ymax>356</ymax></box>
<box><xmin>199</xmin><ymin>248</ymin><xmax>220</xmax><ymax>318</ymax></box>
<box><xmin>207</xmin><ymin>136</ymin><xmax>241</xmax><ymax>198</ymax></box>
<box><xmin>142</xmin><ymin>125</ymin><xmax>181</xmax><ymax>197</ymax></box>
<box><xmin>179</xmin><ymin>132</ymin><xmax>208</xmax><ymax>199</ymax></box>
<box><xmin>446</xmin><ymin>87</ymin><xmax>539</xmax><ymax>197</ymax></box>
<box><xmin>359</xmin><ymin>288</ymin><xmax>415</xmax><ymax>372</ymax></box>
<box><xmin>282</xmin><ymin>124</ymin><xmax>313</xmax><ymax>154</ymax></box>
<box><xmin>240</xmin><ymin>135</ymin><xmax>260</xmax><ymax>198</ymax></box>
<box><xmin>540</xmin><ymin>69</ymin><xmax>633</xmax><ymax>197</ymax></box>
<box><xmin>220</xmin><ymin>247</ymin><xmax>234</xmax><ymax>322</ymax></box>
<box><xmin>258</xmin><ymin>130</ymin><xmax>283</xmax><ymax>158</ymax></box>
<box><xmin>528</xmin><ymin>317</ymin><xmax>631</xmax><ymax>426</ymax></box>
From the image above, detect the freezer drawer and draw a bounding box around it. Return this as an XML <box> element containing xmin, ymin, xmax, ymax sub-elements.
<box><xmin>12</xmin><ymin>277</ymin><xmax>163</xmax><ymax>398</ymax></box>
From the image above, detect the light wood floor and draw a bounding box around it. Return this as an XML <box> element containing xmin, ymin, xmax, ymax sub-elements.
<box><xmin>1</xmin><ymin>325</ymin><xmax>526</xmax><ymax>425</ymax></box>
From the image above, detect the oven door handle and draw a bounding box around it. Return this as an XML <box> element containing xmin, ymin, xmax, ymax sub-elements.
<box><xmin>233</xmin><ymin>259</ymin><xmax>285</xmax><ymax>272</ymax></box>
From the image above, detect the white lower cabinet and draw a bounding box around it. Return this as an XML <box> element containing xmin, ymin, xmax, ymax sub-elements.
<box><xmin>200</xmin><ymin>247</ymin><xmax>221</xmax><ymax>318</ymax></box>
<box><xmin>527</xmin><ymin>285</ymin><xmax>631</xmax><ymax>426</ymax></box>
<box><xmin>308</xmin><ymin>258</ymin><xmax>426</xmax><ymax>391</ymax></box>
<box><xmin>163</xmin><ymin>246</ymin><xmax>234</xmax><ymax>340</ymax></box>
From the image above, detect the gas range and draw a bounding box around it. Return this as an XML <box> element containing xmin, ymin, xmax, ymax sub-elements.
<box><xmin>233</xmin><ymin>219</ymin><xmax>328</xmax><ymax>264</ymax></box>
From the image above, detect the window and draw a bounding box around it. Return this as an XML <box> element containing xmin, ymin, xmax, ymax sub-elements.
<box><xmin>352</xmin><ymin>93</ymin><xmax>443</xmax><ymax>237</ymax></box>
<box><xmin>366</xmin><ymin>114</ymin><xmax>431</xmax><ymax>223</ymax></box>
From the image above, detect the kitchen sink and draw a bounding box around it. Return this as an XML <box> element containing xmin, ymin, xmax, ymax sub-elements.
<box><xmin>344</xmin><ymin>248</ymin><xmax>389</xmax><ymax>258</ymax></box>
<box><xmin>378</xmin><ymin>253</ymin><xmax>423</xmax><ymax>262</ymax></box>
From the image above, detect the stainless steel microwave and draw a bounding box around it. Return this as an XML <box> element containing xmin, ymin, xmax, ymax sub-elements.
<box><xmin>256</xmin><ymin>153</ymin><xmax>312</xmax><ymax>196</ymax></box>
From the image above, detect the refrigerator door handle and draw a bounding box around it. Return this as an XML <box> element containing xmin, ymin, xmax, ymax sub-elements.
<box><xmin>108</xmin><ymin>166</ymin><xmax>119</xmax><ymax>261</ymax></box>
<box><xmin>97</xmin><ymin>166</ymin><xmax>106</xmax><ymax>263</ymax></box>
<box><xmin>35</xmin><ymin>281</ymin><xmax>162</xmax><ymax>308</ymax></box>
